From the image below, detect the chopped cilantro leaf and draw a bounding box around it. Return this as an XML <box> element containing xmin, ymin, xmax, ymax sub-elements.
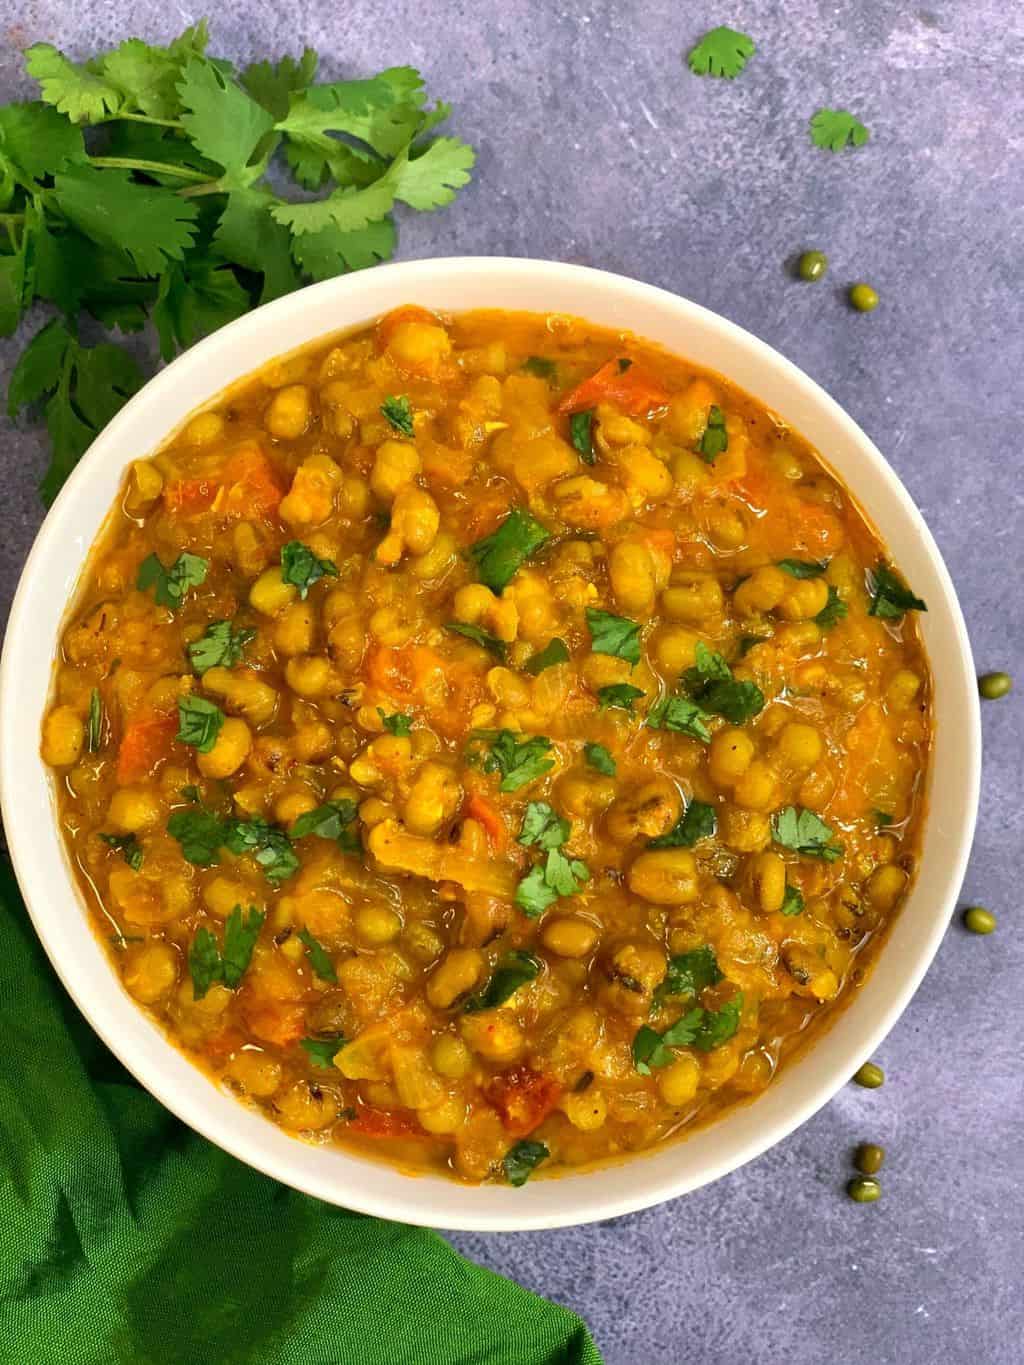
<box><xmin>298</xmin><ymin>926</ymin><xmax>337</xmax><ymax>982</ymax></box>
<box><xmin>221</xmin><ymin>905</ymin><xmax>266</xmax><ymax>988</ymax></box>
<box><xmin>524</xmin><ymin>638</ymin><xmax>570</xmax><ymax>674</ymax></box>
<box><xmin>570</xmin><ymin>409</ymin><xmax>596</xmax><ymax>464</ymax></box>
<box><xmin>514</xmin><ymin>864</ymin><xmax>559</xmax><ymax>917</ymax></box>
<box><xmin>867</xmin><ymin>562</ymin><xmax>927</xmax><ymax>620</ymax></box>
<box><xmin>815</xmin><ymin>585</ymin><xmax>848</xmax><ymax>630</ymax></box>
<box><xmin>188</xmin><ymin>927</ymin><xmax>223</xmax><ymax>1001</ymax></box>
<box><xmin>517</xmin><ymin>801</ymin><xmax>570</xmax><ymax>851</ymax></box>
<box><xmin>167</xmin><ymin>807</ymin><xmax>225</xmax><ymax>866</ymax></box>
<box><xmin>780</xmin><ymin>884</ymin><xmax>805</xmax><ymax>917</ymax></box>
<box><xmin>467</xmin><ymin>508</ymin><xmax>551</xmax><ymax>593</ymax></box>
<box><xmin>503</xmin><ymin>1139</ymin><xmax>548</xmax><ymax>1187</ymax></box>
<box><xmin>584</xmin><ymin>742</ymin><xmax>616</xmax><ymax>776</ymax></box>
<box><xmin>772</xmin><ymin>806</ymin><xmax>842</xmax><ymax>862</ymax></box>
<box><xmin>656</xmin><ymin>947</ymin><xmax>722</xmax><ymax>1003</ymax></box>
<box><xmin>691</xmin><ymin>993</ymin><xmax>743</xmax><ymax>1052</ymax></box>
<box><xmin>290</xmin><ymin>799</ymin><xmax>360</xmax><ymax>853</ymax></box>
<box><xmin>682</xmin><ymin>640</ymin><xmax>764</xmax><ymax>725</ymax></box>
<box><xmin>223</xmin><ymin>818</ymin><xmax>299</xmax><ymax>883</ymax></box>
<box><xmin>188</xmin><ymin>620</ymin><xmax>256</xmax><ymax>675</ymax></box>
<box><xmin>464</xmin><ymin>950</ymin><xmax>542</xmax><ymax>1012</ymax></box>
<box><xmin>137</xmin><ymin>551</ymin><xmax>208</xmax><ymax>610</ymax></box>
<box><xmin>280</xmin><ymin>541</ymin><xmax>338</xmax><ymax>599</ymax></box>
<box><xmin>444</xmin><ymin>621</ymin><xmax>508</xmax><ymax>661</ymax></box>
<box><xmin>633</xmin><ymin>992</ymin><xmax>742</xmax><ymax>1071</ymax></box>
<box><xmin>598</xmin><ymin>683</ymin><xmax>645</xmax><ymax>713</ymax></box>
<box><xmin>175</xmin><ymin>694</ymin><xmax>225</xmax><ymax>753</ymax></box>
<box><xmin>697</xmin><ymin>405</ymin><xmax>729</xmax><ymax>462</ymax></box>
<box><xmin>378</xmin><ymin>709</ymin><xmax>413</xmax><ymax>736</ymax></box>
<box><xmin>301</xmin><ymin>1035</ymin><xmax>347</xmax><ymax>1069</ymax></box>
<box><xmin>586</xmin><ymin>607</ymin><xmax>641</xmax><ymax>664</ymax></box>
<box><xmin>874</xmin><ymin>810</ymin><xmax>894</xmax><ymax>828</ymax></box>
<box><xmin>687</xmin><ymin>26</ymin><xmax>756</xmax><ymax>78</ymax></box>
<box><xmin>523</xmin><ymin>356</ymin><xmax>556</xmax><ymax>382</ymax></box>
<box><xmin>777</xmin><ymin>558</ymin><xmax>827</xmax><ymax>579</ymax></box>
<box><xmin>99</xmin><ymin>832</ymin><xmax>143</xmax><ymax>870</ymax></box>
<box><xmin>86</xmin><ymin>687</ymin><xmax>104</xmax><ymax>753</ymax></box>
<box><xmin>543</xmin><ymin>847</ymin><xmax>590</xmax><ymax>898</ymax></box>
<box><xmin>473</xmin><ymin>729</ymin><xmax>555</xmax><ymax>793</ymax></box>
<box><xmin>380</xmin><ymin>394</ymin><xmax>414</xmax><ymax>436</ymax></box>
<box><xmin>810</xmin><ymin>108</ymin><xmax>870</xmax><ymax>152</ymax></box>
<box><xmin>646</xmin><ymin>694</ymin><xmax>712</xmax><ymax>742</ymax></box>
<box><xmin>648</xmin><ymin>799</ymin><xmax>717</xmax><ymax>849</ymax></box>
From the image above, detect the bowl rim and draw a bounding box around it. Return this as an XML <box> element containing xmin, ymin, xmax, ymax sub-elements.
<box><xmin>0</xmin><ymin>256</ymin><xmax>980</xmax><ymax>1231</ymax></box>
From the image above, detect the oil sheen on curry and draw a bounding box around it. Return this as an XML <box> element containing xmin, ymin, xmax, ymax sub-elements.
<box><xmin>42</xmin><ymin>306</ymin><xmax>931</xmax><ymax>1186</ymax></box>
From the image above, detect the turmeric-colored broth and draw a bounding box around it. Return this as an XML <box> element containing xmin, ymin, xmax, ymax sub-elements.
<box><xmin>42</xmin><ymin>306</ymin><xmax>931</xmax><ymax>1184</ymax></box>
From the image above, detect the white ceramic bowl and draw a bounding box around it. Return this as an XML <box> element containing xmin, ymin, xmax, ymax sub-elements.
<box><xmin>0</xmin><ymin>258</ymin><xmax>980</xmax><ymax>1232</ymax></box>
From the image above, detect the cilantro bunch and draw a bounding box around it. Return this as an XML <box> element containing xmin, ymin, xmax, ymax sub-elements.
<box><xmin>0</xmin><ymin>22</ymin><xmax>475</xmax><ymax>503</ymax></box>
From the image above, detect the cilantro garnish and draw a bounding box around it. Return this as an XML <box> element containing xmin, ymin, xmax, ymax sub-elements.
<box><xmin>167</xmin><ymin>806</ymin><xmax>225</xmax><ymax>866</ymax></box>
<box><xmin>648</xmin><ymin>799</ymin><xmax>717</xmax><ymax>849</ymax></box>
<box><xmin>810</xmin><ymin>109</ymin><xmax>870</xmax><ymax>152</ymax></box>
<box><xmin>523</xmin><ymin>356</ymin><xmax>557</xmax><ymax>382</ymax></box>
<box><xmin>224</xmin><ymin>818</ymin><xmax>300</xmax><ymax>883</ymax></box>
<box><xmin>682</xmin><ymin>641</ymin><xmax>764</xmax><ymax>725</ymax></box>
<box><xmin>86</xmin><ymin>687</ymin><xmax>104</xmax><ymax>753</ymax></box>
<box><xmin>378</xmin><ymin>709</ymin><xmax>413</xmax><ymax>736</ymax></box>
<box><xmin>188</xmin><ymin>904</ymin><xmax>265</xmax><ymax>999</ymax></box>
<box><xmin>570</xmin><ymin>409</ymin><xmax>596</xmax><ymax>464</ymax></box>
<box><xmin>467</xmin><ymin>508</ymin><xmax>551</xmax><ymax>593</ymax></box>
<box><xmin>514</xmin><ymin>801</ymin><xmax>588</xmax><ymax>916</ymax></box>
<box><xmin>814</xmin><ymin>585</ymin><xmax>848</xmax><ymax>630</ymax></box>
<box><xmin>301</xmin><ymin>1035</ymin><xmax>347</xmax><ymax>1069</ymax></box>
<box><xmin>687</xmin><ymin>26</ymin><xmax>756</xmax><ymax>78</ymax></box>
<box><xmin>4</xmin><ymin>31</ymin><xmax>475</xmax><ymax>505</ymax></box>
<box><xmin>188</xmin><ymin>620</ymin><xmax>256</xmax><ymax>675</ymax></box>
<box><xmin>280</xmin><ymin>540</ymin><xmax>338</xmax><ymax>598</ymax></box>
<box><xmin>99</xmin><ymin>832</ymin><xmax>143</xmax><ymax>871</ymax></box>
<box><xmin>697</xmin><ymin>405</ymin><xmax>728</xmax><ymax>462</ymax></box>
<box><xmin>175</xmin><ymin>694</ymin><xmax>225</xmax><ymax>753</ymax></box>
<box><xmin>874</xmin><ymin>810</ymin><xmax>894</xmax><ymax>828</ymax></box>
<box><xmin>137</xmin><ymin>551</ymin><xmax>209</xmax><ymax>610</ymax></box>
<box><xmin>654</xmin><ymin>947</ymin><xmax>723</xmax><ymax>1005</ymax></box>
<box><xmin>646</xmin><ymin>695</ymin><xmax>712</xmax><ymax>742</ymax></box>
<box><xmin>524</xmin><ymin>638</ymin><xmax>570</xmax><ymax>675</ymax></box>
<box><xmin>380</xmin><ymin>394</ymin><xmax>414</xmax><ymax>436</ymax></box>
<box><xmin>297</xmin><ymin>926</ymin><xmax>337</xmax><ymax>982</ymax></box>
<box><xmin>867</xmin><ymin>562</ymin><xmax>927</xmax><ymax>620</ymax></box>
<box><xmin>633</xmin><ymin>992</ymin><xmax>743</xmax><ymax>1073</ymax></box>
<box><xmin>584</xmin><ymin>742</ymin><xmax>616</xmax><ymax>776</ymax></box>
<box><xmin>771</xmin><ymin>806</ymin><xmax>842</xmax><ymax>862</ymax></box>
<box><xmin>444</xmin><ymin>621</ymin><xmax>508</xmax><ymax>661</ymax></box>
<box><xmin>586</xmin><ymin>607</ymin><xmax>641</xmax><ymax>664</ymax></box>
<box><xmin>598</xmin><ymin>683</ymin><xmax>646</xmax><ymax>713</ymax></box>
<box><xmin>471</xmin><ymin>729</ymin><xmax>555</xmax><ymax>793</ymax></box>
<box><xmin>781</xmin><ymin>884</ymin><xmax>805</xmax><ymax>917</ymax></box>
<box><xmin>503</xmin><ymin>1139</ymin><xmax>549</xmax><ymax>1187</ymax></box>
<box><xmin>464</xmin><ymin>950</ymin><xmax>542</xmax><ymax>1013</ymax></box>
<box><xmin>290</xmin><ymin>799</ymin><xmax>360</xmax><ymax>853</ymax></box>
<box><xmin>777</xmin><ymin>559</ymin><xmax>827</xmax><ymax>579</ymax></box>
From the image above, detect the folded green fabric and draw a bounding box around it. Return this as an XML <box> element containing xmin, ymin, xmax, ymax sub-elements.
<box><xmin>0</xmin><ymin>859</ymin><xmax>601</xmax><ymax>1365</ymax></box>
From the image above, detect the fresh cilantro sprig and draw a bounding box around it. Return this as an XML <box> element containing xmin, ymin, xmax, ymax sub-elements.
<box><xmin>815</xmin><ymin>585</ymin><xmax>848</xmax><ymax>630</ymax></box>
<box><xmin>2</xmin><ymin>25</ymin><xmax>476</xmax><ymax>504</ymax></box>
<box><xmin>470</xmin><ymin>729</ymin><xmax>555</xmax><ymax>793</ymax></box>
<box><xmin>653</xmin><ymin>946</ymin><xmax>722</xmax><ymax>1006</ymax></box>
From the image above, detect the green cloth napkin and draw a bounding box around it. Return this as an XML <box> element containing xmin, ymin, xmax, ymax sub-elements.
<box><xmin>0</xmin><ymin>858</ymin><xmax>601</xmax><ymax>1365</ymax></box>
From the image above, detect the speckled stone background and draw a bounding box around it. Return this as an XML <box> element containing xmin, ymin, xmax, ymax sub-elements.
<box><xmin>1</xmin><ymin>2</ymin><xmax>1022</xmax><ymax>1362</ymax></box>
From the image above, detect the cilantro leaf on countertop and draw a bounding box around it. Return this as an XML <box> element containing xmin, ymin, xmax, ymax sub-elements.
<box><xmin>467</xmin><ymin>508</ymin><xmax>551</xmax><ymax>593</ymax></box>
<box><xmin>810</xmin><ymin>109</ymin><xmax>870</xmax><ymax>152</ymax></box>
<box><xmin>188</xmin><ymin>620</ymin><xmax>255</xmax><ymax>675</ymax></box>
<box><xmin>687</xmin><ymin>27</ymin><xmax>756</xmax><ymax>79</ymax></box>
<box><xmin>4</xmin><ymin>27</ymin><xmax>476</xmax><ymax>505</ymax></box>
<box><xmin>586</xmin><ymin>608</ymin><xmax>641</xmax><ymax>664</ymax></box>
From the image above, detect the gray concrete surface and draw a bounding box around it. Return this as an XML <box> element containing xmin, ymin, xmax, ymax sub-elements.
<box><xmin>1</xmin><ymin>2</ymin><xmax>1021</xmax><ymax>1362</ymax></box>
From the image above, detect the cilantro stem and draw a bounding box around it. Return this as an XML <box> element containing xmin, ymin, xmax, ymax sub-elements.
<box><xmin>87</xmin><ymin>156</ymin><xmax>210</xmax><ymax>184</ymax></box>
<box><xmin>178</xmin><ymin>181</ymin><xmax>232</xmax><ymax>198</ymax></box>
<box><xmin>98</xmin><ymin>112</ymin><xmax>184</xmax><ymax>130</ymax></box>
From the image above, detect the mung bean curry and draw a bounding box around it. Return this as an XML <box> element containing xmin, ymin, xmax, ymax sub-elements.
<box><xmin>42</xmin><ymin>306</ymin><xmax>931</xmax><ymax>1186</ymax></box>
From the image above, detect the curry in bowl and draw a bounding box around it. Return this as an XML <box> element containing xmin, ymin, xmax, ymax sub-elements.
<box><xmin>41</xmin><ymin>306</ymin><xmax>930</xmax><ymax>1186</ymax></box>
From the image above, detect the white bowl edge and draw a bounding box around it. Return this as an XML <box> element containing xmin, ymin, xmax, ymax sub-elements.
<box><xmin>0</xmin><ymin>257</ymin><xmax>980</xmax><ymax>1232</ymax></box>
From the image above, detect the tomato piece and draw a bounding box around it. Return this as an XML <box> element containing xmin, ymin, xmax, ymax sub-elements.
<box><xmin>163</xmin><ymin>476</ymin><xmax>218</xmax><ymax>515</ymax></box>
<box><xmin>242</xmin><ymin>1001</ymin><xmax>306</xmax><ymax>1049</ymax></box>
<box><xmin>116</xmin><ymin>712</ymin><xmax>177</xmax><ymax>784</ymax></box>
<box><xmin>463</xmin><ymin>792</ymin><xmax>508</xmax><ymax>852</ymax></box>
<box><xmin>558</xmin><ymin>358</ymin><xmax>669</xmax><ymax>416</ymax></box>
<box><xmin>349</xmin><ymin>1105</ymin><xmax>425</xmax><ymax>1139</ymax></box>
<box><xmin>485</xmin><ymin>1066</ymin><xmax>561</xmax><ymax>1137</ymax></box>
<box><xmin>221</xmin><ymin>443</ymin><xmax>285</xmax><ymax>518</ymax></box>
<box><xmin>375</xmin><ymin>304</ymin><xmax>444</xmax><ymax>352</ymax></box>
